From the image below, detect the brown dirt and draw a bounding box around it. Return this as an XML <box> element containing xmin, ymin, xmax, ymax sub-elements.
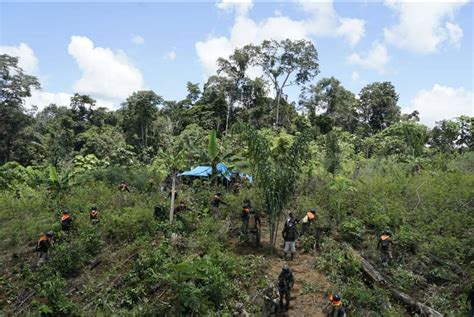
<box><xmin>231</xmin><ymin>216</ymin><xmax>332</xmax><ymax>317</ymax></box>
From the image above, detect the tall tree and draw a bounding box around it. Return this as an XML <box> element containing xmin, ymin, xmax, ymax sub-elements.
<box><xmin>186</xmin><ymin>81</ymin><xmax>201</xmax><ymax>105</ymax></box>
<box><xmin>359</xmin><ymin>82</ymin><xmax>401</xmax><ymax>134</ymax></box>
<box><xmin>217</xmin><ymin>46</ymin><xmax>255</xmax><ymax>135</ymax></box>
<box><xmin>324</xmin><ymin>130</ymin><xmax>341</xmax><ymax>176</ymax></box>
<box><xmin>237</xmin><ymin>125</ymin><xmax>311</xmax><ymax>248</ymax></box>
<box><xmin>302</xmin><ymin>77</ymin><xmax>359</xmax><ymax>133</ymax></box>
<box><xmin>254</xmin><ymin>39</ymin><xmax>319</xmax><ymax>128</ymax></box>
<box><xmin>0</xmin><ymin>54</ymin><xmax>40</xmax><ymax>164</ymax></box>
<box><xmin>121</xmin><ymin>90</ymin><xmax>163</xmax><ymax>150</ymax></box>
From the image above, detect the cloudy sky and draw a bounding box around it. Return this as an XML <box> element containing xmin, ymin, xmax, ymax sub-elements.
<box><xmin>1</xmin><ymin>0</ymin><xmax>472</xmax><ymax>126</ymax></box>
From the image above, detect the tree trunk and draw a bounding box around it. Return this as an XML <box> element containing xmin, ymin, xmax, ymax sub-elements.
<box><xmin>273</xmin><ymin>216</ymin><xmax>281</xmax><ymax>248</ymax></box>
<box><xmin>225</xmin><ymin>101</ymin><xmax>231</xmax><ymax>136</ymax></box>
<box><xmin>348</xmin><ymin>245</ymin><xmax>444</xmax><ymax>317</ymax></box>
<box><xmin>169</xmin><ymin>174</ymin><xmax>176</xmax><ymax>223</ymax></box>
<box><xmin>275</xmin><ymin>90</ymin><xmax>281</xmax><ymax>129</ymax></box>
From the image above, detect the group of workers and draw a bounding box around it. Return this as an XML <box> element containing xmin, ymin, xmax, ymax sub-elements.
<box><xmin>36</xmin><ymin>207</ymin><xmax>99</xmax><ymax>265</ymax></box>
<box><xmin>35</xmin><ymin>181</ymin><xmax>397</xmax><ymax>316</ymax></box>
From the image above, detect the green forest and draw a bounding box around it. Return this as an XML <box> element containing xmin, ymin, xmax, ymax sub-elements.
<box><xmin>1</xmin><ymin>39</ymin><xmax>473</xmax><ymax>316</ymax></box>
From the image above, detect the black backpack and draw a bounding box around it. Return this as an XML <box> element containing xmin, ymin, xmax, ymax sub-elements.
<box><xmin>381</xmin><ymin>239</ymin><xmax>390</xmax><ymax>250</ymax></box>
<box><xmin>278</xmin><ymin>272</ymin><xmax>290</xmax><ymax>291</ymax></box>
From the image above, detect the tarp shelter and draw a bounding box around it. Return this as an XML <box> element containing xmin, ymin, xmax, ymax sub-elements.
<box><xmin>178</xmin><ymin>163</ymin><xmax>232</xmax><ymax>180</ymax></box>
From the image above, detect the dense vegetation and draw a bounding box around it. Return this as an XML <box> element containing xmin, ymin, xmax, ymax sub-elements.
<box><xmin>1</xmin><ymin>39</ymin><xmax>473</xmax><ymax>316</ymax></box>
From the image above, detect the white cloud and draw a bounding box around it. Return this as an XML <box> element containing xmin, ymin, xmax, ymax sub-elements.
<box><xmin>68</xmin><ymin>35</ymin><xmax>144</xmax><ymax>104</ymax></box>
<box><xmin>445</xmin><ymin>22</ymin><xmax>463</xmax><ymax>47</ymax></box>
<box><xmin>25</xmin><ymin>91</ymin><xmax>72</xmax><ymax>110</ymax></box>
<box><xmin>0</xmin><ymin>43</ymin><xmax>39</xmax><ymax>74</ymax></box>
<box><xmin>164</xmin><ymin>48</ymin><xmax>177</xmax><ymax>61</ymax></box>
<box><xmin>195</xmin><ymin>36</ymin><xmax>234</xmax><ymax>76</ymax></box>
<box><xmin>300</xmin><ymin>2</ymin><xmax>366</xmax><ymax>46</ymax></box>
<box><xmin>131</xmin><ymin>34</ymin><xmax>145</xmax><ymax>45</ymax></box>
<box><xmin>216</xmin><ymin>0</ymin><xmax>253</xmax><ymax>16</ymax></box>
<box><xmin>383</xmin><ymin>0</ymin><xmax>468</xmax><ymax>54</ymax></box>
<box><xmin>196</xmin><ymin>0</ymin><xmax>365</xmax><ymax>76</ymax></box>
<box><xmin>348</xmin><ymin>42</ymin><xmax>390</xmax><ymax>72</ymax></box>
<box><xmin>406</xmin><ymin>84</ymin><xmax>473</xmax><ymax>127</ymax></box>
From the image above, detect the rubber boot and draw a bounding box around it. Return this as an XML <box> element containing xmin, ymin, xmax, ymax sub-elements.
<box><xmin>290</xmin><ymin>252</ymin><xmax>294</xmax><ymax>261</ymax></box>
<box><xmin>283</xmin><ymin>252</ymin><xmax>287</xmax><ymax>260</ymax></box>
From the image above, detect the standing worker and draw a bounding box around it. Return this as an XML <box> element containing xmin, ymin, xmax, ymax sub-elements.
<box><xmin>326</xmin><ymin>293</ymin><xmax>346</xmax><ymax>317</ymax></box>
<box><xmin>277</xmin><ymin>264</ymin><xmax>294</xmax><ymax>312</ymax></box>
<box><xmin>36</xmin><ymin>231</ymin><xmax>54</xmax><ymax>265</ymax></box>
<box><xmin>377</xmin><ymin>229</ymin><xmax>394</xmax><ymax>266</ymax></box>
<box><xmin>248</xmin><ymin>209</ymin><xmax>262</xmax><ymax>247</ymax></box>
<box><xmin>282</xmin><ymin>215</ymin><xmax>298</xmax><ymax>261</ymax></box>
<box><xmin>61</xmin><ymin>210</ymin><xmax>73</xmax><ymax>232</ymax></box>
<box><xmin>301</xmin><ymin>209</ymin><xmax>316</xmax><ymax>235</ymax></box>
<box><xmin>210</xmin><ymin>192</ymin><xmax>227</xmax><ymax>218</ymax></box>
<box><xmin>241</xmin><ymin>203</ymin><xmax>251</xmax><ymax>235</ymax></box>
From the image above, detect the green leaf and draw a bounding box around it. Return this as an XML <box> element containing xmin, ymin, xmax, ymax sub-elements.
<box><xmin>208</xmin><ymin>129</ymin><xmax>218</xmax><ymax>161</ymax></box>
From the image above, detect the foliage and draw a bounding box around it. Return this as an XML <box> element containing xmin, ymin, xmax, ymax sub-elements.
<box><xmin>358</xmin><ymin>82</ymin><xmax>401</xmax><ymax>135</ymax></box>
<box><xmin>253</xmin><ymin>39</ymin><xmax>319</xmax><ymax>127</ymax></box>
<box><xmin>236</xmin><ymin>125</ymin><xmax>311</xmax><ymax>246</ymax></box>
<box><xmin>36</xmin><ymin>272</ymin><xmax>77</xmax><ymax>316</ymax></box>
<box><xmin>0</xmin><ymin>54</ymin><xmax>41</xmax><ymax>164</ymax></box>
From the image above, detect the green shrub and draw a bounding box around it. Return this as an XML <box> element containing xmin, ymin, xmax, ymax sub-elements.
<box><xmin>35</xmin><ymin>273</ymin><xmax>77</xmax><ymax>316</ymax></box>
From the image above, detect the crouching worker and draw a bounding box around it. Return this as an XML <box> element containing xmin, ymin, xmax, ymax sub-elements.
<box><xmin>90</xmin><ymin>206</ymin><xmax>99</xmax><ymax>224</ymax></box>
<box><xmin>36</xmin><ymin>231</ymin><xmax>54</xmax><ymax>265</ymax></box>
<box><xmin>174</xmin><ymin>201</ymin><xmax>187</xmax><ymax>222</ymax></box>
<box><xmin>262</xmin><ymin>282</ymin><xmax>278</xmax><ymax>316</ymax></box>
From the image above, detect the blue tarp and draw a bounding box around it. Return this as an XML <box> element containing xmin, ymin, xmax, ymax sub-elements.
<box><xmin>178</xmin><ymin>163</ymin><xmax>252</xmax><ymax>183</ymax></box>
<box><xmin>178</xmin><ymin>163</ymin><xmax>232</xmax><ymax>181</ymax></box>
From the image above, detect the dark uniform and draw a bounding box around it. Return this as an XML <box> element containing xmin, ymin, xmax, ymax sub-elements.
<box><xmin>278</xmin><ymin>265</ymin><xmax>294</xmax><ymax>311</ymax></box>
<box><xmin>119</xmin><ymin>181</ymin><xmax>130</xmax><ymax>192</ymax></box>
<box><xmin>283</xmin><ymin>217</ymin><xmax>297</xmax><ymax>260</ymax></box>
<box><xmin>326</xmin><ymin>294</ymin><xmax>346</xmax><ymax>317</ymax></box>
<box><xmin>262</xmin><ymin>283</ymin><xmax>278</xmax><ymax>316</ymax></box>
<box><xmin>61</xmin><ymin>212</ymin><xmax>73</xmax><ymax>232</ymax></box>
<box><xmin>36</xmin><ymin>232</ymin><xmax>54</xmax><ymax>264</ymax></box>
<box><xmin>468</xmin><ymin>285</ymin><xmax>474</xmax><ymax>317</ymax></box>
<box><xmin>174</xmin><ymin>201</ymin><xmax>187</xmax><ymax>221</ymax></box>
<box><xmin>90</xmin><ymin>207</ymin><xmax>99</xmax><ymax>224</ymax></box>
<box><xmin>377</xmin><ymin>231</ymin><xmax>393</xmax><ymax>266</ymax></box>
<box><xmin>210</xmin><ymin>193</ymin><xmax>227</xmax><ymax>217</ymax></box>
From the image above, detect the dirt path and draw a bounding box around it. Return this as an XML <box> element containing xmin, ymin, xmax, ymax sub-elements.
<box><xmin>232</xmin><ymin>217</ymin><xmax>331</xmax><ymax>317</ymax></box>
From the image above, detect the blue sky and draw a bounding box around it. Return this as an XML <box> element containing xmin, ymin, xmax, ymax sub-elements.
<box><xmin>1</xmin><ymin>0</ymin><xmax>472</xmax><ymax>126</ymax></box>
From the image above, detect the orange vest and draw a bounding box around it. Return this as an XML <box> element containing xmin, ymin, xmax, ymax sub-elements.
<box><xmin>329</xmin><ymin>294</ymin><xmax>342</xmax><ymax>306</ymax></box>
<box><xmin>380</xmin><ymin>234</ymin><xmax>390</xmax><ymax>241</ymax></box>
<box><xmin>61</xmin><ymin>214</ymin><xmax>71</xmax><ymax>221</ymax></box>
<box><xmin>38</xmin><ymin>235</ymin><xmax>49</xmax><ymax>247</ymax></box>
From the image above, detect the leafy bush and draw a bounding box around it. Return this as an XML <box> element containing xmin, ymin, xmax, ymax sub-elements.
<box><xmin>35</xmin><ymin>272</ymin><xmax>77</xmax><ymax>316</ymax></box>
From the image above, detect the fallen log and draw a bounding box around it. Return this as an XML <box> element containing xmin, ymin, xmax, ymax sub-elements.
<box><xmin>346</xmin><ymin>245</ymin><xmax>444</xmax><ymax>317</ymax></box>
